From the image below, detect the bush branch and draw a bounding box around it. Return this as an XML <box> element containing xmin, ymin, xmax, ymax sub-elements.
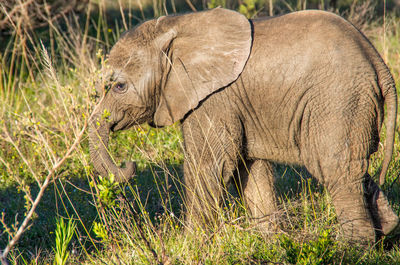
<box><xmin>0</xmin><ymin>119</ymin><xmax>88</xmax><ymax>264</ymax></box>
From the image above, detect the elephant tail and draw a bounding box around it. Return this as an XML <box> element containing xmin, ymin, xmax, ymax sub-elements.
<box><xmin>379</xmin><ymin>67</ymin><xmax>397</xmax><ymax>186</ymax></box>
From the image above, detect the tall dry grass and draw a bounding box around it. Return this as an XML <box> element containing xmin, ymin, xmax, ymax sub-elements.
<box><xmin>0</xmin><ymin>2</ymin><xmax>104</xmax><ymax>263</ymax></box>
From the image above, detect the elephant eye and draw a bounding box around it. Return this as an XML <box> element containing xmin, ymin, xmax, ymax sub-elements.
<box><xmin>113</xmin><ymin>82</ymin><xmax>127</xmax><ymax>93</ymax></box>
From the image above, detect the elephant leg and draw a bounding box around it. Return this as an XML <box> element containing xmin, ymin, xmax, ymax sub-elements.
<box><xmin>181</xmin><ymin>110</ymin><xmax>242</xmax><ymax>229</ymax></box>
<box><xmin>315</xmin><ymin>158</ymin><xmax>376</xmax><ymax>242</ymax></box>
<box><xmin>301</xmin><ymin>105</ymin><xmax>387</xmax><ymax>242</ymax></box>
<box><xmin>237</xmin><ymin>160</ymin><xmax>278</xmax><ymax>232</ymax></box>
<box><xmin>183</xmin><ymin>160</ymin><xmax>227</xmax><ymax>228</ymax></box>
<box><xmin>363</xmin><ymin>174</ymin><xmax>399</xmax><ymax>237</ymax></box>
<box><xmin>302</xmin><ymin>127</ymin><xmax>375</xmax><ymax>241</ymax></box>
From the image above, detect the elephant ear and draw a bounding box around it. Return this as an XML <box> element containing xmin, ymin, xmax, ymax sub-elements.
<box><xmin>153</xmin><ymin>8</ymin><xmax>252</xmax><ymax>126</ymax></box>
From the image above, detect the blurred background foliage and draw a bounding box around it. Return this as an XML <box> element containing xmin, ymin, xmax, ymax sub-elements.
<box><xmin>1</xmin><ymin>0</ymin><xmax>399</xmax><ymax>45</ymax></box>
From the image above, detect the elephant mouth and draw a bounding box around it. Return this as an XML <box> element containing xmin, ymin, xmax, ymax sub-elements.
<box><xmin>148</xmin><ymin>120</ymin><xmax>160</xmax><ymax>128</ymax></box>
<box><xmin>110</xmin><ymin>119</ymin><xmax>133</xmax><ymax>132</ymax></box>
<box><xmin>110</xmin><ymin>123</ymin><xmax>119</xmax><ymax>132</ymax></box>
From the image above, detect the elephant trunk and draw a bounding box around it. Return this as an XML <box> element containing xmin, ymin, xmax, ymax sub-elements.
<box><xmin>89</xmin><ymin>116</ymin><xmax>135</xmax><ymax>182</ymax></box>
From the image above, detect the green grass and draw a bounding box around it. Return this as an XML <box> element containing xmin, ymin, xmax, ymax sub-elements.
<box><xmin>1</xmin><ymin>0</ymin><xmax>400</xmax><ymax>264</ymax></box>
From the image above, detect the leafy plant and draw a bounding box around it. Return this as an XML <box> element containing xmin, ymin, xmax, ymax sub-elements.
<box><xmin>208</xmin><ymin>0</ymin><xmax>227</xmax><ymax>9</ymax></box>
<box><xmin>238</xmin><ymin>0</ymin><xmax>261</xmax><ymax>18</ymax></box>
<box><xmin>94</xmin><ymin>173</ymin><xmax>121</xmax><ymax>207</ymax></box>
<box><xmin>92</xmin><ymin>221</ymin><xmax>109</xmax><ymax>242</ymax></box>
<box><xmin>280</xmin><ymin>228</ymin><xmax>338</xmax><ymax>265</ymax></box>
<box><xmin>53</xmin><ymin>217</ymin><xmax>76</xmax><ymax>265</ymax></box>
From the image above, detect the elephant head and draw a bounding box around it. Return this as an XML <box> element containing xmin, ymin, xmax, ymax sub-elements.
<box><xmin>89</xmin><ymin>8</ymin><xmax>252</xmax><ymax>181</ymax></box>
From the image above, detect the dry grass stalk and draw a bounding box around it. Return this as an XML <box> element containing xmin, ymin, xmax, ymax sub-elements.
<box><xmin>0</xmin><ymin>42</ymin><xmax>104</xmax><ymax>263</ymax></box>
<box><xmin>0</xmin><ymin>0</ymin><xmax>88</xmax><ymax>33</ymax></box>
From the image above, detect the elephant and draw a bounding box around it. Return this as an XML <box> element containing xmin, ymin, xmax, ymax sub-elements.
<box><xmin>89</xmin><ymin>8</ymin><xmax>399</xmax><ymax>242</ymax></box>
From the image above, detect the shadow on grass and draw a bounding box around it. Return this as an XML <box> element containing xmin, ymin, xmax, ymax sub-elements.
<box><xmin>0</xmin><ymin>162</ymin><xmax>310</xmax><ymax>258</ymax></box>
<box><xmin>0</xmin><ymin>164</ymin><xmax>184</xmax><ymax>259</ymax></box>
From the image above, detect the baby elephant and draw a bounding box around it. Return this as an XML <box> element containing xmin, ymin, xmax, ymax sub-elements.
<box><xmin>89</xmin><ymin>8</ymin><xmax>399</xmax><ymax>242</ymax></box>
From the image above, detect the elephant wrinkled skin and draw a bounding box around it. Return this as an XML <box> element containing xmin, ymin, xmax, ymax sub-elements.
<box><xmin>89</xmin><ymin>8</ymin><xmax>399</xmax><ymax>243</ymax></box>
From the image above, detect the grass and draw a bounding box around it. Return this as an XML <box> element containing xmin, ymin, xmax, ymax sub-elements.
<box><xmin>0</xmin><ymin>0</ymin><xmax>400</xmax><ymax>264</ymax></box>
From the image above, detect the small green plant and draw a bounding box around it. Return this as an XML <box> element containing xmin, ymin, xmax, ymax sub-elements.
<box><xmin>280</xmin><ymin>228</ymin><xmax>337</xmax><ymax>265</ymax></box>
<box><xmin>238</xmin><ymin>0</ymin><xmax>260</xmax><ymax>18</ymax></box>
<box><xmin>53</xmin><ymin>217</ymin><xmax>76</xmax><ymax>265</ymax></box>
<box><xmin>207</xmin><ymin>0</ymin><xmax>227</xmax><ymax>9</ymax></box>
<box><xmin>92</xmin><ymin>221</ymin><xmax>109</xmax><ymax>242</ymax></box>
<box><xmin>95</xmin><ymin>173</ymin><xmax>121</xmax><ymax>207</ymax></box>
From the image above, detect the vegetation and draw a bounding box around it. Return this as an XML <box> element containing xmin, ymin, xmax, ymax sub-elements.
<box><xmin>0</xmin><ymin>0</ymin><xmax>399</xmax><ymax>264</ymax></box>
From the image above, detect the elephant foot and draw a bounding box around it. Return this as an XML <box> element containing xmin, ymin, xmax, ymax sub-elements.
<box><xmin>333</xmin><ymin>189</ymin><xmax>376</xmax><ymax>243</ymax></box>
<box><xmin>363</xmin><ymin>176</ymin><xmax>399</xmax><ymax>237</ymax></box>
<box><xmin>340</xmin><ymin>218</ymin><xmax>376</xmax><ymax>243</ymax></box>
<box><xmin>377</xmin><ymin>205</ymin><xmax>399</xmax><ymax>236</ymax></box>
<box><xmin>248</xmin><ymin>211</ymin><xmax>281</xmax><ymax>235</ymax></box>
<box><xmin>382</xmin><ymin>222</ymin><xmax>400</xmax><ymax>250</ymax></box>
